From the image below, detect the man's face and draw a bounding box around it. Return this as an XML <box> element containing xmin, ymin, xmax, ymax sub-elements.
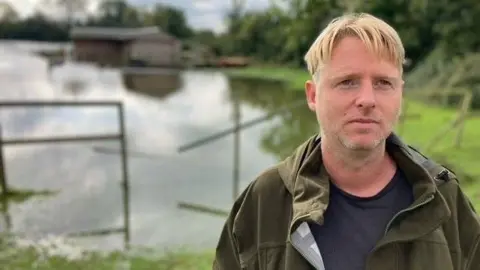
<box><xmin>305</xmin><ymin>36</ymin><xmax>403</xmax><ymax>151</ymax></box>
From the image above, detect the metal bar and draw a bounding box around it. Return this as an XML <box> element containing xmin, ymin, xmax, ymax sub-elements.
<box><xmin>0</xmin><ymin>101</ymin><xmax>120</xmax><ymax>107</ymax></box>
<box><xmin>0</xmin><ymin>125</ymin><xmax>12</xmax><ymax>231</ymax></box>
<box><xmin>177</xmin><ymin>115</ymin><xmax>270</xmax><ymax>152</ymax></box>
<box><xmin>2</xmin><ymin>134</ymin><xmax>121</xmax><ymax>145</ymax></box>
<box><xmin>66</xmin><ymin>227</ymin><xmax>125</xmax><ymax>238</ymax></box>
<box><xmin>455</xmin><ymin>91</ymin><xmax>472</xmax><ymax>148</ymax></box>
<box><xmin>232</xmin><ymin>99</ymin><xmax>240</xmax><ymax>201</ymax></box>
<box><xmin>177</xmin><ymin>99</ymin><xmax>306</xmax><ymax>153</ymax></box>
<box><xmin>0</xmin><ymin>125</ymin><xmax>11</xmax><ymax>232</ymax></box>
<box><xmin>178</xmin><ymin>201</ymin><xmax>229</xmax><ymax>217</ymax></box>
<box><xmin>118</xmin><ymin>104</ymin><xmax>131</xmax><ymax>250</ymax></box>
<box><xmin>0</xmin><ymin>126</ymin><xmax>8</xmax><ymax>196</ymax></box>
<box><xmin>92</xmin><ymin>146</ymin><xmax>167</xmax><ymax>159</ymax></box>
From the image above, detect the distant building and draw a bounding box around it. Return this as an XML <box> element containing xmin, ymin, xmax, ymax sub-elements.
<box><xmin>70</xmin><ymin>26</ymin><xmax>182</xmax><ymax>68</ymax></box>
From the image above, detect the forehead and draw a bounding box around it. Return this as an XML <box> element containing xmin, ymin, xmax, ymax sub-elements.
<box><xmin>324</xmin><ymin>36</ymin><xmax>401</xmax><ymax>79</ymax></box>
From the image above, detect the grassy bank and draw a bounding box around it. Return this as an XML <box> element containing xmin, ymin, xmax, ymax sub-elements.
<box><xmin>225</xmin><ymin>66</ymin><xmax>310</xmax><ymax>91</ymax></box>
<box><xmin>224</xmin><ymin>66</ymin><xmax>480</xmax><ymax>209</ymax></box>
<box><xmin>4</xmin><ymin>251</ymin><xmax>215</xmax><ymax>270</ymax></box>
<box><xmin>0</xmin><ymin>236</ymin><xmax>215</xmax><ymax>270</ymax></box>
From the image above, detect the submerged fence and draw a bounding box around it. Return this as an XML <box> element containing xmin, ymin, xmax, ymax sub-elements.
<box><xmin>0</xmin><ymin>100</ymin><xmax>131</xmax><ymax>250</ymax></box>
<box><xmin>176</xmin><ymin>98</ymin><xmax>307</xmax><ymax>217</ymax></box>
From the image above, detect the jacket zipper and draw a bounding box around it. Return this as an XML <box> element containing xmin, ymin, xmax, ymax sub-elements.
<box><xmin>365</xmin><ymin>195</ymin><xmax>434</xmax><ymax>270</ymax></box>
<box><xmin>383</xmin><ymin>193</ymin><xmax>434</xmax><ymax>236</ymax></box>
<box><xmin>383</xmin><ymin>169</ymin><xmax>447</xmax><ymax>235</ymax></box>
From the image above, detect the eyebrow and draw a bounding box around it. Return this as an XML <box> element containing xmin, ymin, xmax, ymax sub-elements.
<box><xmin>327</xmin><ymin>73</ymin><xmax>400</xmax><ymax>83</ymax></box>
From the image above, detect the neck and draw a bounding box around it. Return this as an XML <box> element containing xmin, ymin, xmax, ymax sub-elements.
<box><xmin>321</xmin><ymin>136</ymin><xmax>397</xmax><ymax>197</ymax></box>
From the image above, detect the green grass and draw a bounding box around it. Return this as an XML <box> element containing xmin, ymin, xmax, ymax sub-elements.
<box><xmin>224</xmin><ymin>66</ymin><xmax>310</xmax><ymax>91</ymax></box>
<box><xmin>0</xmin><ymin>236</ymin><xmax>215</xmax><ymax>270</ymax></box>
<box><xmin>0</xmin><ymin>188</ymin><xmax>57</xmax><ymax>203</ymax></box>
<box><xmin>4</xmin><ymin>250</ymin><xmax>215</xmax><ymax>270</ymax></box>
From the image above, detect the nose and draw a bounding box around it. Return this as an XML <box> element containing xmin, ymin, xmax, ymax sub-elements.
<box><xmin>355</xmin><ymin>83</ymin><xmax>376</xmax><ymax>109</ymax></box>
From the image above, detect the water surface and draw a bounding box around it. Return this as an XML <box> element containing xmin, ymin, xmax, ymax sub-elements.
<box><xmin>0</xmin><ymin>41</ymin><xmax>317</xmax><ymax>253</ymax></box>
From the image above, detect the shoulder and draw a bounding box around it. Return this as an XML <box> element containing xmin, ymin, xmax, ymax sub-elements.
<box><xmin>404</xmin><ymin>144</ymin><xmax>478</xmax><ymax>213</ymax></box>
<box><xmin>236</xmin><ymin>164</ymin><xmax>289</xmax><ymax>203</ymax></box>
<box><xmin>403</xmin><ymin>144</ymin><xmax>458</xmax><ymax>184</ymax></box>
<box><xmin>251</xmin><ymin>165</ymin><xmax>289</xmax><ymax>196</ymax></box>
<box><xmin>395</xmin><ymin>141</ymin><xmax>480</xmax><ymax>263</ymax></box>
<box><xmin>401</xmin><ymin>144</ymin><xmax>471</xmax><ymax>203</ymax></box>
<box><xmin>231</xmin><ymin>163</ymin><xmax>292</xmax><ymax>231</ymax></box>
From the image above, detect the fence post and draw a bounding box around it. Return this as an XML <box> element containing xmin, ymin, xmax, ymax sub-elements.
<box><xmin>0</xmin><ymin>124</ymin><xmax>11</xmax><ymax>231</ymax></box>
<box><xmin>455</xmin><ymin>90</ymin><xmax>472</xmax><ymax>148</ymax></box>
<box><xmin>0</xmin><ymin>125</ymin><xmax>8</xmax><ymax>196</ymax></box>
<box><xmin>118</xmin><ymin>104</ymin><xmax>131</xmax><ymax>250</ymax></box>
<box><xmin>232</xmin><ymin>99</ymin><xmax>240</xmax><ymax>201</ymax></box>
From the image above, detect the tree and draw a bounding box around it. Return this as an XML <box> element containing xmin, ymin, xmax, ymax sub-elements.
<box><xmin>41</xmin><ymin>0</ymin><xmax>91</xmax><ymax>27</ymax></box>
<box><xmin>0</xmin><ymin>2</ymin><xmax>18</xmax><ymax>22</ymax></box>
<box><xmin>144</xmin><ymin>4</ymin><xmax>193</xmax><ymax>39</ymax></box>
<box><xmin>93</xmin><ymin>0</ymin><xmax>142</xmax><ymax>27</ymax></box>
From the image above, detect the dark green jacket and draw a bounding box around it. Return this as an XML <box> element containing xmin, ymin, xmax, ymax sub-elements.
<box><xmin>213</xmin><ymin>134</ymin><xmax>480</xmax><ymax>270</ymax></box>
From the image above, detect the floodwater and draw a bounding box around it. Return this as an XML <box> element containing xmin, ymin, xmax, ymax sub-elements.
<box><xmin>0</xmin><ymin>41</ymin><xmax>317</xmax><ymax>254</ymax></box>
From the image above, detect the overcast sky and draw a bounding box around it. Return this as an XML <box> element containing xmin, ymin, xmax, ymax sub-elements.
<box><xmin>5</xmin><ymin>0</ymin><xmax>272</xmax><ymax>33</ymax></box>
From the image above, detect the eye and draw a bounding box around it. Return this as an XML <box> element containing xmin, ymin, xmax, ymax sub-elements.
<box><xmin>375</xmin><ymin>79</ymin><xmax>394</xmax><ymax>90</ymax></box>
<box><xmin>337</xmin><ymin>79</ymin><xmax>359</xmax><ymax>89</ymax></box>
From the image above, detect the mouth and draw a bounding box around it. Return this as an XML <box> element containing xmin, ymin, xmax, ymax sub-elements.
<box><xmin>348</xmin><ymin>119</ymin><xmax>379</xmax><ymax>124</ymax></box>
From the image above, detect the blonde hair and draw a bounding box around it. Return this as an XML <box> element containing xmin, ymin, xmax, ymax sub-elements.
<box><xmin>304</xmin><ymin>13</ymin><xmax>405</xmax><ymax>79</ymax></box>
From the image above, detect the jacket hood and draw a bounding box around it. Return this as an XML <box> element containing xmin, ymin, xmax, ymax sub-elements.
<box><xmin>277</xmin><ymin>133</ymin><xmax>455</xmax><ymax>234</ymax></box>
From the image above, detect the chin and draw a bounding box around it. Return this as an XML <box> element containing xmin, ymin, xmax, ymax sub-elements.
<box><xmin>340</xmin><ymin>134</ymin><xmax>384</xmax><ymax>151</ymax></box>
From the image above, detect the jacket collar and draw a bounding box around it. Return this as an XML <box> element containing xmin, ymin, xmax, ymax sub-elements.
<box><xmin>279</xmin><ymin>133</ymin><xmax>452</xmax><ymax>240</ymax></box>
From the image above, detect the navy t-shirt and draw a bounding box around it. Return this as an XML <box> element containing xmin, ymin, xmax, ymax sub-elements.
<box><xmin>309</xmin><ymin>168</ymin><xmax>414</xmax><ymax>270</ymax></box>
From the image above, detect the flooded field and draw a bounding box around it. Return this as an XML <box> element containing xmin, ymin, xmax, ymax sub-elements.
<box><xmin>0</xmin><ymin>41</ymin><xmax>317</xmax><ymax>254</ymax></box>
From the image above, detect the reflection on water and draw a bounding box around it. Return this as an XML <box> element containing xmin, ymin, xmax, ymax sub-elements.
<box><xmin>229</xmin><ymin>77</ymin><xmax>318</xmax><ymax>159</ymax></box>
<box><xmin>0</xmin><ymin>42</ymin><xmax>317</xmax><ymax>254</ymax></box>
<box><xmin>122</xmin><ymin>69</ymin><xmax>183</xmax><ymax>100</ymax></box>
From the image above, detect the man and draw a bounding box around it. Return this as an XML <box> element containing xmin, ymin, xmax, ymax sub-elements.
<box><xmin>213</xmin><ymin>13</ymin><xmax>480</xmax><ymax>270</ymax></box>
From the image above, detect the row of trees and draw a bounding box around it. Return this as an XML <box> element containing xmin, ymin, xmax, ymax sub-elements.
<box><xmin>0</xmin><ymin>0</ymin><xmax>479</xmax><ymax>71</ymax></box>
<box><xmin>221</xmin><ymin>0</ymin><xmax>480</xmax><ymax>71</ymax></box>
<box><xmin>0</xmin><ymin>0</ymin><xmax>194</xmax><ymax>42</ymax></box>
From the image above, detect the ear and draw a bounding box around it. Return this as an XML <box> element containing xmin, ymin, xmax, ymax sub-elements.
<box><xmin>305</xmin><ymin>80</ymin><xmax>317</xmax><ymax>111</ymax></box>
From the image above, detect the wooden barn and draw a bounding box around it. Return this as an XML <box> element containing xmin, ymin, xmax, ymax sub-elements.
<box><xmin>70</xmin><ymin>26</ymin><xmax>182</xmax><ymax>68</ymax></box>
